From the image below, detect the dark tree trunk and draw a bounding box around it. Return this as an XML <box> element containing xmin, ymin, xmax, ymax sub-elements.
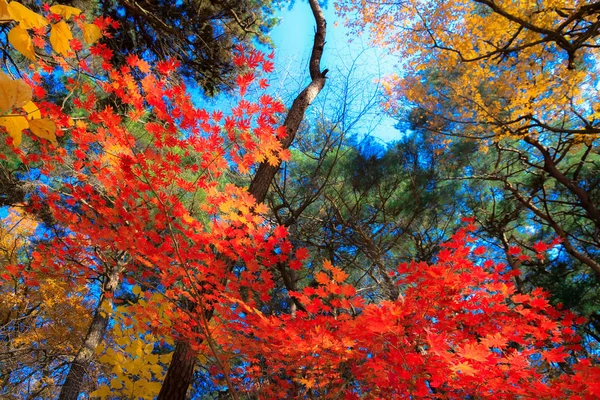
<box><xmin>157</xmin><ymin>340</ymin><xmax>196</xmax><ymax>400</ymax></box>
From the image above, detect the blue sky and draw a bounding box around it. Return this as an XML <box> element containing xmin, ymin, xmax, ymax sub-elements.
<box><xmin>268</xmin><ymin>2</ymin><xmax>400</xmax><ymax>143</ymax></box>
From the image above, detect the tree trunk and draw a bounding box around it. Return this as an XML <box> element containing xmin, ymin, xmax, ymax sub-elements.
<box><xmin>157</xmin><ymin>340</ymin><xmax>196</xmax><ymax>400</ymax></box>
<box><xmin>157</xmin><ymin>1</ymin><xmax>328</xmax><ymax>398</ymax></box>
<box><xmin>58</xmin><ymin>263</ymin><xmax>121</xmax><ymax>400</ymax></box>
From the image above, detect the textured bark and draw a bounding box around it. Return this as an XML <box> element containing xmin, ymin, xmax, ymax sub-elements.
<box><xmin>58</xmin><ymin>263</ymin><xmax>121</xmax><ymax>400</ymax></box>
<box><xmin>157</xmin><ymin>1</ymin><xmax>328</xmax><ymax>398</ymax></box>
<box><xmin>157</xmin><ymin>340</ymin><xmax>196</xmax><ymax>400</ymax></box>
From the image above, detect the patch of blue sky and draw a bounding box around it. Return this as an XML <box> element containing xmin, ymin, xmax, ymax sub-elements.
<box><xmin>186</xmin><ymin>2</ymin><xmax>401</xmax><ymax>145</ymax></box>
<box><xmin>270</xmin><ymin>3</ymin><xmax>399</xmax><ymax>142</ymax></box>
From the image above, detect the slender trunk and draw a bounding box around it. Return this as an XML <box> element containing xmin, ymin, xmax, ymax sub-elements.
<box><xmin>58</xmin><ymin>263</ymin><xmax>121</xmax><ymax>400</ymax></box>
<box><xmin>157</xmin><ymin>1</ymin><xmax>328</xmax><ymax>398</ymax></box>
<box><xmin>248</xmin><ymin>0</ymin><xmax>328</xmax><ymax>204</ymax></box>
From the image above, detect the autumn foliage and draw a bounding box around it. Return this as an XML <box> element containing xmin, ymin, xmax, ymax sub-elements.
<box><xmin>212</xmin><ymin>224</ymin><xmax>599</xmax><ymax>398</ymax></box>
<box><xmin>0</xmin><ymin>1</ymin><xmax>599</xmax><ymax>399</ymax></box>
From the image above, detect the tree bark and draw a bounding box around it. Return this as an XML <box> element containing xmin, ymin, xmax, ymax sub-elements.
<box><xmin>58</xmin><ymin>262</ymin><xmax>122</xmax><ymax>400</ymax></box>
<box><xmin>156</xmin><ymin>339</ymin><xmax>197</xmax><ymax>400</ymax></box>
<box><xmin>248</xmin><ymin>0</ymin><xmax>328</xmax><ymax>204</ymax></box>
<box><xmin>157</xmin><ymin>1</ymin><xmax>328</xmax><ymax>398</ymax></box>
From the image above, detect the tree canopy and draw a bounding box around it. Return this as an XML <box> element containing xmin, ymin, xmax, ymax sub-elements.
<box><xmin>0</xmin><ymin>0</ymin><xmax>599</xmax><ymax>398</ymax></box>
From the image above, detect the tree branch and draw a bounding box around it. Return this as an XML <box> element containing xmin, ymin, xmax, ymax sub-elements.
<box><xmin>248</xmin><ymin>0</ymin><xmax>328</xmax><ymax>204</ymax></box>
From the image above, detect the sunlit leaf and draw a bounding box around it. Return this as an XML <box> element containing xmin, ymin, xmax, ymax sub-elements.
<box><xmin>13</xmin><ymin>79</ymin><xmax>31</xmax><ymax>108</ymax></box>
<box><xmin>89</xmin><ymin>385</ymin><xmax>111</xmax><ymax>399</ymax></box>
<box><xmin>29</xmin><ymin>118</ymin><xmax>57</xmax><ymax>144</ymax></box>
<box><xmin>8</xmin><ymin>25</ymin><xmax>35</xmax><ymax>61</ymax></box>
<box><xmin>7</xmin><ymin>1</ymin><xmax>47</xmax><ymax>29</ymax></box>
<box><xmin>315</xmin><ymin>271</ymin><xmax>329</xmax><ymax>285</ymax></box>
<box><xmin>22</xmin><ymin>101</ymin><xmax>40</xmax><ymax>119</ymax></box>
<box><xmin>0</xmin><ymin>72</ymin><xmax>17</xmax><ymax>112</ymax></box>
<box><xmin>49</xmin><ymin>5</ymin><xmax>81</xmax><ymax>20</ymax></box>
<box><xmin>82</xmin><ymin>23</ymin><xmax>102</xmax><ymax>45</ymax></box>
<box><xmin>0</xmin><ymin>0</ymin><xmax>10</xmax><ymax>21</ymax></box>
<box><xmin>451</xmin><ymin>361</ymin><xmax>476</xmax><ymax>377</ymax></box>
<box><xmin>50</xmin><ymin>21</ymin><xmax>73</xmax><ymax>55</ymax></box>
<box><xmin>0</xmin><ymin>114</ymin><xmax>28</xmax><ymax>146</ymax></box>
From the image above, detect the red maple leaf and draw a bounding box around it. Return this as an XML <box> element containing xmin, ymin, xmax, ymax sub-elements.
<box><xmin>543</xmin><ymin>347</ymin><xmax>569</xmax><ymax>363</ymax></box>
<box><xmin>273</xmin><ymin>225</ymin><xmax>287</xmax><ymax>239</ymax></box>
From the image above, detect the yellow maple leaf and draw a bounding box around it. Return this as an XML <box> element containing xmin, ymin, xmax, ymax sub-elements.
<box><xmin>109</xmin><ymin>378</ymin><xmax>123</xmax><ymax>389</ymax></box>
<box><xmin>7</xmin><ymin>1</ymin><xmax>47</xmax><ymax>29</ymax></box>
<box><xmin>0</xmin><ymin>71</ymin><xmax>17</xmax><ymax>112</ymax></box>
<box><xmin>0</xmin><ymin>0</ymin><xmax>10</xmax><ymax>22</ymax></box>
<box><xmin>90</xmin><ymin>385</ymin><xmax>112</xmax><ymax>399</ymax></box>
<box><xmin>8</xmin><ymin>25</ymin><xmax>35</xmax><ymax>61</ymax></box>
<box><xmin>49</xmin><ymin>5</ymin><xmax>81</xmax><ymax>20</ymax></box>
<box><xmin>50</xmin><ymin>20</ymin><xmax>73</xmax><ymax>55</ymax></box>
<box><xmin>143</xmin><ymin>342</ymin><xmax>154</xmax><ymax>355</ymax></box>
<box><xmin>22</xmin><ymin>101</ymin><xmax>40</xmax><ymax>119</ymax></box>
<box><xmin>82</xmin><ymin>23</ymin><xmax>102</xmax><ymax>45</ymax></box>
<box><xmin>299</xmin><ymin>377</ymin><xmax>315</xmax><ymax>389</ymax></box>
<box><xmin>0</xmin><ymin>114</ymin><xmax>28</xmax><ymax>146</ymax></box>
<box><xmin>29</xmin><ymin>118</ymin><xmax>57</xmax><ymax>144</ymax></box>
<box><xmin>13</xmin><ymin>79</ymin><xmax>31</xmax><ymax>108</ymax></box>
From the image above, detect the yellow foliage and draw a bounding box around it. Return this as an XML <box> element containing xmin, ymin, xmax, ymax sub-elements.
<box><xmin>91</xmin><ymin>304</ymin><xmax>173</xmax><ymax>400</ymax></box>
<box><xmin>0</xmin><ymin>114</ymin><xmax>27</xmax><ymax>145</ymax></box>
<box><xmin>7</xmin><ymin>1</ymin><xmax>47</xmax><ymax>29</ymax></box>
<box><xmin>339</xmin><ymin>0</ymin><xmax>600</xmax><ymax>144</ymax></box>
<box><xmin>82</xmin><ymin>23</ymin><xmax>102</xmax><ymax>45</ymax></box>
<box><xmin>0</xmin><ymin>0</ymin><xmax>10</xmax><ymax>21</ymax></box>
<box><xmin>0</xmin><ymin>209</ymin><xmax>91</xmax><ymax>396</ymax></box>
<box><xmin>8</xmin><ymin>24</ymin><xmax>35</xmax><ymax>60</ymax></box>
<box><xmin>49</xmin><ymin>5</ymin><xmax>81</xmax><ymax>20</ymax></box>
<box><xmin>0</xmin><ymin>71</ymin><xmax>31</xmax><ymax>112</ymax></box>
<box><xmin>1</xmin><ymin>1</ymin><xmax>99</xmax><ymax>62</ymax></box>
<box><xmin>22</xmin><ymin>100</ymin><xmax>40</xmax><ymax>119</ymax></box>
<box><xmin>29</xmin><ymin>118</ymin><xmax>57</xmax><ymax>144</ymax></box>
<box><xmin>49</xmin><ymin>20</ymin><xmax>73</xmax><ymax>55</ymax></box>
<box><xmin>0</xmin><ymin>70</ymin><xmax>57</xmax><ymax>146</ymax></box>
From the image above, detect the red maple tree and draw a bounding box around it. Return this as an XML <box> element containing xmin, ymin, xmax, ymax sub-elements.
<box><xmin>0</xmin><ymin>3</ymin><xmax>598</xmax><ymax>399</ymax></box>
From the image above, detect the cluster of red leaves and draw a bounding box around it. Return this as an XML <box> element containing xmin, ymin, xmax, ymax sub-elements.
<box><xmin>3</xmin><ymin>38</ymin><xmax>295</xmax><ymax>351</ymax></box>
<box><xmin>214</xmin><ymin>227</ymin><xmax>599</xmax><ymax>399</ymax></box>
